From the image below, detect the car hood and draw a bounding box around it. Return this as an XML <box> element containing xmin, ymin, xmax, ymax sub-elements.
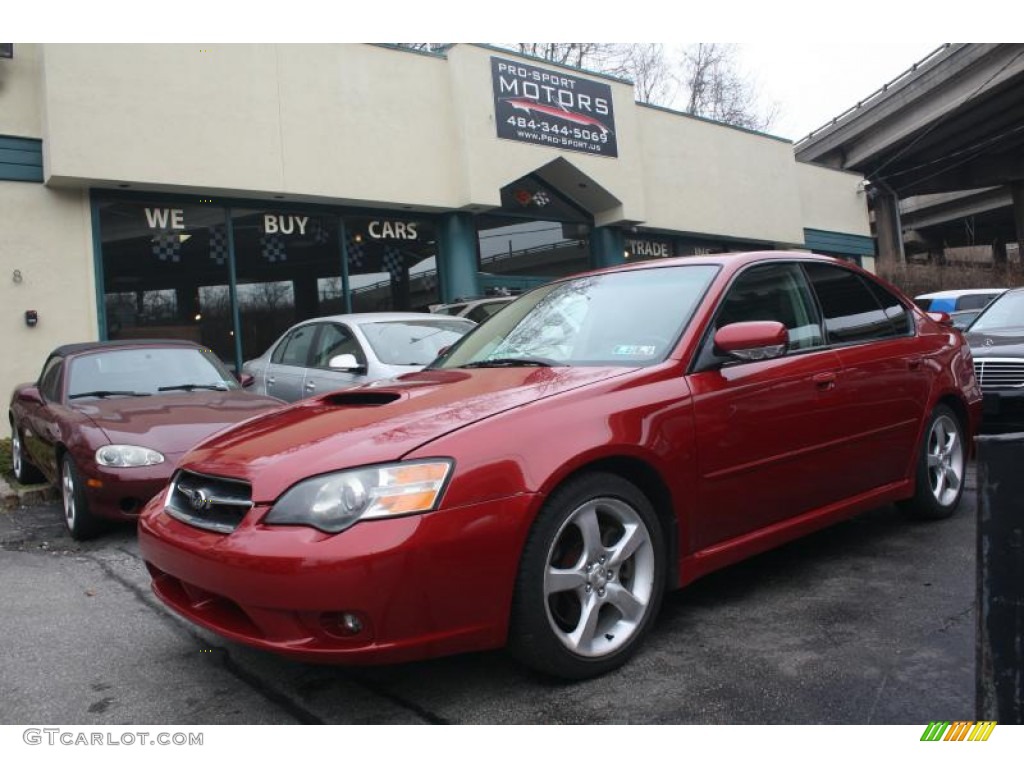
<box><xmin>73</xmin><ymin>391</ymin><xmax>283</xmax><ymax>459</ymax></box>
<box><xmin>965</xmin><ymin>330</ymin><xmax>1024</xmax><ymax>359</ymax></box>
<box><xmin>181</xmin><ymin>366</ymin><xmax>634</xmax><ymax>502</ymax></box>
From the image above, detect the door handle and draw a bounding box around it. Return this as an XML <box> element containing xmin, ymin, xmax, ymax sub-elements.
<box><xmin>305</xmin><ymin>381</ymin><xmax>316</xmax><ymax>390</ymax></box>
<box><xmin>907</xmin><ymin>356</ymin><xmax>923</xmax><ymax>370</ymax></box>
<box><xmin>813</xmin><ymin>371</ymin><xmax>838</xmax><ymax>390</ymax></box>
<box><xmin>267</xmin><ymin>376</ymin><xmax>275</xmax><ymax>385</ymax></box>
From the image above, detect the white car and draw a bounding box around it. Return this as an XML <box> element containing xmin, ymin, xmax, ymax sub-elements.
<box><xmin>430</xmin><ymin>296</ymin><xmax>516</xmax><ymax>323</ymax></box>
<box><xmin>914</xmin><ymin>288</ymin><xmax>1006</xmax><ymax>314</ymax></box>
<box><xmin>242</xmin><ymin>313</ymin><xmax>475</xmax><ymax>402</ymax></box>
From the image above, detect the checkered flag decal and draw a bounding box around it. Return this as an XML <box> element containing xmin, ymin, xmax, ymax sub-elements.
<box><xmin>260</xmin><ymin>233</ymin><xmax>287</xmax><ymax>263</ymax></box>
<box><xmin>151</xmin><ymin>231</ymin><xmax>182</xmax><ymax>263</ymax></box>
<box><xmin>209</xmin><ymin>225</ymin><xmax>227</xmax><ymax>265</ymax></box>
<box><xmin>346</xmin><ymin>234</ymin><xmax>366</xmax><ymax>269</ymax></box>
<box><xmin>383</xmin><ymin>246</ymin><xmax>404</xmax><ymax>283</ymax></box>
<box><xmin>312</xmin><ymin>218</ymin><xmax>331</xmax><ymax>245</ymax></box>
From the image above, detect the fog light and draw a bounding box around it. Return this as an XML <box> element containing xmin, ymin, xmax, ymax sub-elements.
<box><xmin>341</xmin><ymin>613</ymin><xmax>363</xmax><ymax>635</ymax></box>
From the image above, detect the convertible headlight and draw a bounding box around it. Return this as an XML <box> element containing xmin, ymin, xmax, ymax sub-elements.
<box><xmin>95</xmin><ymin>444</ymin><xmax>165</xmax><ymax>468</ymax></box>
<box><xmin>264</xmin><ymin>460</ymin><xmax>453</xmax><ymax>534</ymax></box>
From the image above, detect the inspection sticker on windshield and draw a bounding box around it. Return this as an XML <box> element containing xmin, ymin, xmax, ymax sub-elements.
<box><xmin>613</xmin><ymin>345</ymin><xmax>657</xmax><ymax>356</ymax></box>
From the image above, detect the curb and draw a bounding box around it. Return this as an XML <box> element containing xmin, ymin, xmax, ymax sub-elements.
<box><xmin>0</xmin><ymin>476</ymin><xmax>58</xmax><ymax>509</ymax></box>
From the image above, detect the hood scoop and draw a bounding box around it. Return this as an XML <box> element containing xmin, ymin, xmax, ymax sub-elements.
<box><xmin>321</xmin><ymin>391</ymin><xmax>402</xmax><ymax>407</ymax></box>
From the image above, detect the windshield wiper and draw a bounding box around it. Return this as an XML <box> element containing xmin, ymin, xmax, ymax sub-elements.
<box><xmin>69</xmin><ymin>390</ymin><xmax>151</xmax><ymax>400</ymax></box>
<box><xmin>460</xmin><ymin>356</ymin><xmax>558</xmax><ymax>368</ymax></box>
<box><xmin>157</xmin><ymin>383</ymin><xmax>229</xmax><ymax>392</ymax></box>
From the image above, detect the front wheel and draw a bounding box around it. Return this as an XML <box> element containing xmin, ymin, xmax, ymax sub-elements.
<box><xmin>509</xmin><ymin>472</ymin><xmax>666</xmax><ymax>679</ymax></box>
<box><xmin>900</xmin><ymin>404</ymin><xmax>966</xmax><ymax>520</ymax></box>
<box><xmin>61</xmin><ymin>455</ymin><xmax>102</xmax><ymax>540</ymax></box>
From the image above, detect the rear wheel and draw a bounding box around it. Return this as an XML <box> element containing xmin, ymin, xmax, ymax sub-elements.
<box><xmin>10</xmin><ymin>421</ymin><xmax>44</xmax><ymax>484</ymax></box>
<box><xmin>61</xmin><ymin>454</ymin><xmax>102</xmax><ymax>540</ymax></box>
<box><xmin>509</xmin><ymin>472</ymin><xmax>666</xmax><ymax>679</ymax></box>
<box><xmin>900</xmin><ymin>404</ymin><xmax>966</xmax><ymax>520</ymax></box>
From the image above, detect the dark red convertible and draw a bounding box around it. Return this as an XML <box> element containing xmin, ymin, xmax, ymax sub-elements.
<box><xmin>9</xmin><ymin>340</ymin><xmax>282</xmax><ymax>539</ymax></box>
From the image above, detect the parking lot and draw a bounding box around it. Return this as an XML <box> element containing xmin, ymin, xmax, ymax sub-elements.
<box><xmin>0</xmin><ymin>468</ymin><xmax>977</xmax><ymax>725</ymax></box>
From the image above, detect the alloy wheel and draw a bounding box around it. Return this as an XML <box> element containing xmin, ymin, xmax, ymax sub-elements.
<box><xmin>543</xmin><ymin>497</ymin><xmax>656</xmax><ymax>658</ymax></box>
<box><xmin>926</xmin><ymin>414</ymin><xmax>964</xmax><ymax>507</ymax></box>
<box><xmin>62</xmin><ymin>459</ymin><xmax>77</xmax><ymax>530</ymax></box>
<box><xmin>11</xmin><ymin>427</ymin><xmax>22</xmax><ymax>478</ymax></box>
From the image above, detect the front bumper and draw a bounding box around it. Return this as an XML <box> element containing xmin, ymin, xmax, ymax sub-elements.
<box><xmin>82</xmin><ymin>463</ymin><xmax>174</xmax><ymax>521</ymax></box>
<box><xmin>138</xmin><ymin>490</ymin><xmax>538</xmax><ymax>665</ymax></box>
<box><xmin>980</xmin><ymin>389</ymin><xmax>1024</xmax><ymax>433</ymax></box>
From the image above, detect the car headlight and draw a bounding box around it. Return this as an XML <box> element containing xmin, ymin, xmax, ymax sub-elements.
<box><xmin>264</xmin><ymin>460</ymin><xmax>453</xmax><ymax>534</ymax></box>
<box><xmin>95</xmin><ymin>444</ymin><xmax>165</xmax><ymax>468</ymax></box>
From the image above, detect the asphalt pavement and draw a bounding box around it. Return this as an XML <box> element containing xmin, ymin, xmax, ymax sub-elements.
<box><xmin>0</xmin><ymin>470</ymin><xmax>979</xmax><ymax>725</ymax></box>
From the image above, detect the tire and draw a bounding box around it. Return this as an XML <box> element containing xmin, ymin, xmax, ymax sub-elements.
<box><xmin>11</xmin><ymin>421</ymin><xmax>45</xmax><ymax>484</ymax></box>
<box><xmin>61</xmin><ymin>454</ymin><xmax>102</xmax><ymax>540</ymax></box>
<box><xmin>509</xmin><ymin>472</ymin><xmax>666</xmax><ymax>680</ymax></box>
<box><xmin>899</xmin><ymin>404</ymin><xmax>966</xmax><ymax>520</ymax></box>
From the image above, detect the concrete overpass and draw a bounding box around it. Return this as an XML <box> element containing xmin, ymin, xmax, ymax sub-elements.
<box><xmin>795</xmin><ymin>43</ymin><xmax>1024</xmax><ymax>265</ymax></box>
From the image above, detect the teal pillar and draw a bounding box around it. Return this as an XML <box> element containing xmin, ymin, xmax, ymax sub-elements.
<box><xmin>589</xmin><ymin>226</ymin><xmax>626</xmax><ymax>269</ymax></box>
<box><xmin>438</xmin><ymin>212</ymin><xmax>481</xmax><ymax>302</ymax></box>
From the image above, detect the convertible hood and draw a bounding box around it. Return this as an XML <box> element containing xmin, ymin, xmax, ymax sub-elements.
<box><xmin>181</xmin><ymin>366</ymin><xmax>632</xmax><ymax>502</ymax></box>
<box><xmin>73</xmin><ymin>391</ymin><xmax>283</xmax><ymax>459</ymax></box>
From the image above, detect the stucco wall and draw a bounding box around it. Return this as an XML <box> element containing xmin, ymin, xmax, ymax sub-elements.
<box><xmin>637</xmin><ymin>105</ymin><xmax>806</xmax><ymax>245</ymax></box>
<box><xmin>796</xmin><ymin>161</ymin><xmax>871</xmax><ymax>236</ymax></box>
<box><xmin>0</xmin><ymin>43</ymin><xmax>43</xmax><ymax>139</ymax></box>
<box><xmin>0</xmin><ymin>183</ymin><xmax>95</xmax><ymax>403</ymax></box>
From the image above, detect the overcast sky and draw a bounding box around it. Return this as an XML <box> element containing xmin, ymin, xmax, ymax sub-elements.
<box><xmin>736</xmin><ymin>42</ymin><xmax>946</xmax><ymax>142</ymax></box>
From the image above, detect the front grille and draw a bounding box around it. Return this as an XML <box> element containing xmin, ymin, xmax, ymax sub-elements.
<box><xmin>165</xmin><ymin>469</ymin><xmax>252</xmax><ymax>534</ymax></box>
<box><xmin>974</xmin><ymin>358</ymin><xmax>1024</xmax><ymax>391</ymax></box>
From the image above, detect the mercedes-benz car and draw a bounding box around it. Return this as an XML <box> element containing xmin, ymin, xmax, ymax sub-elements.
<box><xmin>964</xmin><ymin>286</ymin><xmax>1024</xmax><ymax>431</ymax></box>
<box><xmin>138</xmin><ymin>253</ymin><xmax>981</xmax><ymax>679</ymax></box>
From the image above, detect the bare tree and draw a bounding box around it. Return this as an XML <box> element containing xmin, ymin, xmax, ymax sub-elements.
<box><xmin>677</xmin><ymin>43</ymin><xmax>778</xmax><ymax>131</ymax></box>
<box><xmin>395</xmin><ymin>42</ymin><xmax>776</xmax><ymax>131</ymax></box>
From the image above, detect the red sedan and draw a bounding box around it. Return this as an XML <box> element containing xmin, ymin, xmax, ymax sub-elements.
<box><xmin>138</xmin><ymin>253</ymin><xmax>981</xmax><ymax>679</ymax></box>
<box><xmin>9</xmin><ymin>340</ymin><xmax>282</xmax><ymax>539</ymax></box>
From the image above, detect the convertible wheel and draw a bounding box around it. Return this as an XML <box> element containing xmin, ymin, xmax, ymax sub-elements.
<box><xmin>509</xmin><ymin>472</ymin><xmax>665</xmax><ymax>679</ymax></box>
<box><xmin>61</xmin><ymin>455</ymin><xmax>101</xmax><ymax>540</ymax></box>
<box><xmin>10</xmin><ymin>422</ymin><xmax>44</xmax><ymax>484</ymax></box>
<box><xmin>899</xmin><ymin>404</ymin><xmax>966</xmax><ymax>521</ymax></box>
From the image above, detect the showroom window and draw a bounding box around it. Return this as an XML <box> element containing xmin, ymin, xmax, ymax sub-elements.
<box><xmin>97</xmin><ymin>200</ymin><xmax>235</xmax><ymax>362</ymax></box>
<box><xmin>344</xmin><ymin>217</ymin><xmax>439</xmax><ymax>314</ymax></box>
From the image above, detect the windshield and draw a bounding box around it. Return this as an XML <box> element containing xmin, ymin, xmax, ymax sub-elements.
<box><xmin>968</xmin><ymin>291</ymin><xmax>1024</xmax><ymax>333</ymax></box>
<box><xmin>360</xmin><ymin>319</ymin><xmax>475</xmax><ymax>366</ymax></box>
<box><xmin>434</xmin><ymin>265</ymin><xmax>719</xmax><ymax>369</ymax></box>
<box><xmin>67</xmin><ymin>347</ymin><xmax>238</xmax><ymax>400</ymax></box>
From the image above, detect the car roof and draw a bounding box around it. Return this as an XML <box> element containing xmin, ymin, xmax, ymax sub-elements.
<box><xmin>50</xmin><ymin>339</ymin><xmax>204</xmax><ymax>358</ymax></box>
<box><xmin>915</xmin><ymin>288</ymin><xmax>1006</xmax><ymax>300</ymax></box>
<box><xmin>292</xmin><ymin>312</ymin><xmax>475</xmax><ymax>327</ymax></box>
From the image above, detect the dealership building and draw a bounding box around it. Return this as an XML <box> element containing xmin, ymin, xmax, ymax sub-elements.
<box><xmin>0</xmin><ymin>43</ymin><xmax>872</xmax><ymax>399</ymax></box>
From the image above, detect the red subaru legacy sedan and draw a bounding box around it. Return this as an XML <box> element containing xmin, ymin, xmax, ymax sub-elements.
<box><xmin>9</xmin><ymin>340</ymin><xmax>282</xmax><ymax>540</ymax></box>
<box><xmin>139</xmin><ymin>253</ymin><xmax>981</xmax><ymax>679</ymax></box>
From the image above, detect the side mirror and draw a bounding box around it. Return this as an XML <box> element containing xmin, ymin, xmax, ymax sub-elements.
<box><xmin>18</xmin><ymin>386</ymin><xmax>45</xmax><ymax>406</ymax></box>
<box><xmin>329</xmin><ymin>354</ymin><xmax>364</xmax><ymax>372</ymax></box>
<box><xmin>927</xmin><ymin>311</ymin><xmax>953</xmax><ymax>327</ymax></box>
<box><xmin>714</xmin><ymin>321</ymin><xmax>788</xmax><ymax>362</ymax></box>
<box><xmin>239</xmin><ymin>373</ymin><xmax>255</xmax><ymax>388</ymax></box>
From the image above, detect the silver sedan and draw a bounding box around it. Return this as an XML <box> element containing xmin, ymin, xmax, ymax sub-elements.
<box><xmin>241</xmin><ymin>312</ymin><xmax>475</xmax><ymax>402</ymax></box>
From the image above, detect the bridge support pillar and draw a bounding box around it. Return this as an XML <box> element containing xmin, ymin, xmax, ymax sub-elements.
<box><xmin>873</xmin><ymin>190</ymin><xmax>905</xmax><ymax>268</ymax></box>
<box><xmin>1012</xmin><ymin>181</ymin><xmax>1024</xmax><ymax>257</ymax></box>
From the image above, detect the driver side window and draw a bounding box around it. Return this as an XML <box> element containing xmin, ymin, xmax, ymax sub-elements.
<box><xmin>714</xmin><ymin>263</ymin><xmax>824</xmax><ymax>352</ymax></box>
<box><xmin>39</xmin><ymin>357</ymin><xmax>63</xmax><ymax>402</ymax></box>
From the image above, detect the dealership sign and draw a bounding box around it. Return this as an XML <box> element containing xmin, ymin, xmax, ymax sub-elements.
<box><xmin>491</xmin><ymin>57</ymin><xmax>617</xmax><ymax>158</ymax></box>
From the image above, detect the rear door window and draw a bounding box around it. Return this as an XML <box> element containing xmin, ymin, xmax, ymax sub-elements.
<box><xmin>271</xmin><ymin>325</ymin><xmax>315</xmax><ymax>367</ymax></box>
<box><xmin>803</xmin><ymin>263</ymin><xmax>896</xmax><ymax>344</ymax></box>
